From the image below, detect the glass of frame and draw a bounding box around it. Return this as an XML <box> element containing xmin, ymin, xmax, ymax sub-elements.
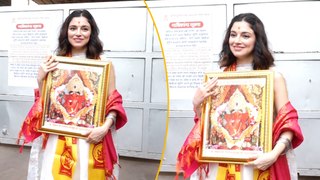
<box><xmin>199</xmin><ymin>70</ymin><xmax>274</xmax><ymax>164</ymax></box>
<box><xmin>38</xmin><ymin>56</ymin><xmax>111</xmax><ymax>138</ymax></box>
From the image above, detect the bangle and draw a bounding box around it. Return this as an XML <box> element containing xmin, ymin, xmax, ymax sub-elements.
<box><xmin>106</xmin><ymin>113</ymin><xmax>116</xmax><ymax>125</ymax></box>
<box><xmin>276</xmin><ymin>136</ymin><xmax>292</xmax><ymax>155</ymax></box>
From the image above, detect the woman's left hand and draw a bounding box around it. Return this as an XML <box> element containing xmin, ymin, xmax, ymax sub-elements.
<box><xmin>247</xmin><ymin>151</ymin><xmax>278</xmax><ymax>171</ymax></box>
<box><xmin>84</xmin><ymin>126</ymin><xmax>108</xmax><ymax>144</ymax></box>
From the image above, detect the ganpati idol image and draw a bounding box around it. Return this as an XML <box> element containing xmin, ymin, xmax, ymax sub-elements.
<box><xmin>46</xmin><ymin>70</ymin><xmax>99</xmax><ymax>128</ymax></box>
<box><xmin>207</xmin><ymin>85</ymin><xmax>263</xmax><ymax>151</ymax></box>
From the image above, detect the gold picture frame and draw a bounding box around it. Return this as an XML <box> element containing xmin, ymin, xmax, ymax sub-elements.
<box><xmin>199</xmin><ymin>70</ymin><xmax>274</xmax><ymax>164</ymax></box>
<box><xmin>38</xmin><ymin>56</ymin><xmax>111</xmax><ymax>138</ymax></box>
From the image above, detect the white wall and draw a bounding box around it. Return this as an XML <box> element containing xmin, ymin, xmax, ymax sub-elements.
<box><xmin>11</xmin><ymin>0</ymin><xmax>38</xmax><ymax>6</ymax></box>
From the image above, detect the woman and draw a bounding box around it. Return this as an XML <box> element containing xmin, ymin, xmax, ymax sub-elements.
<box><xmin>19</xmin><ymin>9</ymin><xmax>127</xmax><ymax>180</ymax></box>
<box><xmin>177</xmin><ymin>13</ymin><xmax>303</xmax><ymax>180</ymax></box>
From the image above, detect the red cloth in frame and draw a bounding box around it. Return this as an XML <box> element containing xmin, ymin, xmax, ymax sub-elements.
<box><xmin>18</xmin><ymin>89</ymin><xmax>127</xmax><ymax>178</ymax></box>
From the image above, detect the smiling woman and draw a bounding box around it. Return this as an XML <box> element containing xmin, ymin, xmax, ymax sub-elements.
<box><xmin>177</xmin><ymin>13</ymin><xmax>304</xmax><ymax>180</ymax></box>
<box><xmin>56</xmin><ymin>10</ymin><xmax>103</xmax><ymax>60</ymax></box>
<box><xmin>18</xmin><ymin>9</ymin><xmax>127</xmax><ymax>180</ymax></box>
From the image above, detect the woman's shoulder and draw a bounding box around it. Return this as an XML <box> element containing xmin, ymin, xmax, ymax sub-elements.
<box><xmin>99</xmin><ymin>55</ymin><xmax>107</xmax><ymax>61</ymax></box>
<box><xmin>268</xmin><ymin>67</ymin><xmax>289</xmax><ymax>111</ymax></box>
<box><xmin>99</xmin><ymin>56</ymin><xmax>113</xmax><ymax>64</ymax></box>
<box><xmin>269</xmin><ymin>66</ymin><xmax>288</xmax><ymax>99</ymax></box>
<box><xmin>268</xmin><ymin>66</ymin><xmax>286</xmax><ymax>82</ymax></box>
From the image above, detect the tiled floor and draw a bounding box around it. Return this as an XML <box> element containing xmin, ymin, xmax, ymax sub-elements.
<box><xmin>0</xmin><ymin>144</ymin><xmax>160</xmax><ymax>180</ymax></box>
<box><xmin>0</xmin><ymin>144</ymin><xmax>319</xmax><ymax>180</ymax></box>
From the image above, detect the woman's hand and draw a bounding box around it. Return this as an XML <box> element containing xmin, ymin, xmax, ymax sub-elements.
<box><xmin>84</xmin><ymin>115</ymin><xmax>114</xmax><ymax>144</ymax></box>
<box><xmin>193</xmin><ymin>77</ymin><xmax>218</xmax><ymax>116</ymax></box>
<box><xmin>247</xmin><ymin>151</ymin><xmax>278</xmax><ymax>171</ymax></box>
<box><xmin>38</xmin><ymin>55</ymin><xmax>59</xmax><ymax>84</ymax></box>
<box><xmin>85</xmin><ymin>126</ymin><xmax>108</xmax><ymax>144</ymax></box>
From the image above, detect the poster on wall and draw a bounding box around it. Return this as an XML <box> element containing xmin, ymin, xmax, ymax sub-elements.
<box><xmin>152</xmin><ymin>6</ymin><xmax>226</xmax><ymax>100</ymax></box>
<box><xmin>8</xmin><ymin>11</ymin><xmax>62</xmax><ymax>87</ymax></box>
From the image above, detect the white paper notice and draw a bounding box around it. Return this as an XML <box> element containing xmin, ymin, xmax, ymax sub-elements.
<box><xmin>8</xmin><ymin>12</ymin><xmax>60</xmax><ymax>87</ymax></box>
<box><xmin>154</xmin><ymin>7</ymin><xmax>217</xmax><ymax>99</ymax></box>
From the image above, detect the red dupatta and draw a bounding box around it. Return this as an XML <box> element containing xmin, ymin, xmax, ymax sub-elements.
<box><xmin>270</xmin><ymin>101</ymin><xmax>303</xmax><ymax>180</ymax></box>
<box><xmin>102</xmin><ymin>89</ymin><xmax>127</xmax><ymax>177</ymax></box>
<box><xmin>18</xmin><ymin>89</ymin><xmax>47</xmax><ymax>147</ymax></box>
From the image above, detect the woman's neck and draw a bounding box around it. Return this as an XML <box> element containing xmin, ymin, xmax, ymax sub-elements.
<box><xmin>72</xmin><ymin>51</ymin><xmax>86</xmax><ymax>59</ymax></box>
<box><xmin>236</xmin><ymin>63</ymin><xmax>253</xmax><ymax>71</ymax></box>
<box><xmin>71</xmin><ymin>47</ymin><xmax>87</xmax><ymax>56</ymax></box>
<box><xmin>236</xmin><ymin>56</ymin><xmax>253</xmax><ymax>65</ymax></box>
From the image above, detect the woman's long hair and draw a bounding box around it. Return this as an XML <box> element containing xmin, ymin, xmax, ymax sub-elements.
<box><xmin>56</xmin><ymin>9</ymin><xmax>103</xmax><ymax>59</ymax></box>
<box><xmin>219</xmin><ymin>13</ymin><xmax>274</xmax><ymax>70</ymax></box>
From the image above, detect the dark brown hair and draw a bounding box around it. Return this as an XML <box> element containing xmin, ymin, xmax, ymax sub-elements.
<box><xmin>56</xmin><ymin>9</ymin><xmax>103</xmax><ymax>59</ymax></box>
<box><xmin>219</xmin><ymin>13</ymin><xmax>274</xmax><ymax>70</ymax></box>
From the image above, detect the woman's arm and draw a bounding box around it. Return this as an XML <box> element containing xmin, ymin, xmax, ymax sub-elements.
<box><xmin>248</xmin><ymin>71</ymin><xmax>293</xmax><ymax>170</ymax></box>
<box><xmin>193</xmin><ymin>77</ymin><xmax>218</xmax><ymax>118</ymax></box>
<box><xmin>86</xmin><ymin>63</ymin><xmax>118</xmax><ymax>144</ymax></box>
<box><xmin>37</xmin><ymin>55</ymin><xmax>58</xmax><ymax>96</ymax></box>
<box><xmin>271</xmin><ymin>71</ymin><xmax>293</xmax><ymax>153</ymax></box>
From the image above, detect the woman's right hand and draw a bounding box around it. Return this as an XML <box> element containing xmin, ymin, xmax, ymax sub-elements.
<box><xmin>37</xmin><ymin>55</ymin><xmax>59</xmax><ymax>84</ymax></box>
<box><xmin>193</xmin><ymin>77</ymin><xmax>218</xmax><ymax>115</ymax></box>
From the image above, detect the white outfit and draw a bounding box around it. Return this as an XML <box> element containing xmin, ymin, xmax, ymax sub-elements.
<box><xmin>27</xmin><ymin>127</ymin><xmax>119</xmax><ymax>180</ymax></box>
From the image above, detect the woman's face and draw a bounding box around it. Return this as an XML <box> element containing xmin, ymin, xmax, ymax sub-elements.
<box><xmin>229</xmin><ymin>21</ymin><xmax>256</xmax><ymax>63</ymax></box>
<box><xmin>68</xmin><ymin>16</ymin><xmax>91</xmax><ymax>53</ymax></box>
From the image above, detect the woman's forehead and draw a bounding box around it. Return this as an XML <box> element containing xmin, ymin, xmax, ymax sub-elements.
<box><xmin>69</xmin><ymin>17</ymin><xmax>90</xmax><ymax>26</ymax></box>
<box><xmin>231</xmin><ymin>21</ymin><xmax>253</xmax><ymax>33</ymax></box>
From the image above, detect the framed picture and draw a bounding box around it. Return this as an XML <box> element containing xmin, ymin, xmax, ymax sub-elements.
<box><xmin>38</xmin><ymin>56</ymin><xmax>111</xmax><ymax>138</ymax></box>
<box><xmin>199</xmin><ymin>70</ymin><xmax>274</xmax><ymax>164</ymax></box>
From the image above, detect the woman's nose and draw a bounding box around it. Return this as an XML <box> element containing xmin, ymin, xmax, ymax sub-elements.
<box><xmin>75</xmin><ymin>28</ymin><xmax>81</xmax><ymax>36</ymax></box>
<box><xmin>234</xmin><ymin>35</ymin><xmax>241</xmax><ymax>43</ymax></box>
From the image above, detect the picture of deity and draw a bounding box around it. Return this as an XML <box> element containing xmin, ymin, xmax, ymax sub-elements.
<box><xmin>206</xmin><ymin>84</ymin><xmax>264</xmax><ymax>151</ymax></box>
<box><xmin>45</xmin><ymin>69</ymin><xmax>101</xmax><ymax>128</ymax></box>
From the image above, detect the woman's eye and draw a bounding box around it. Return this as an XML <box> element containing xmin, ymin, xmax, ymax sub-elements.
<box><xmin>82</xmin><ymin>26</ymin><xmax>90</xmax><ymax>31</ymax></box>
<box><xmin>242</xmin><ymin>34</ymin><xmax>250</xmax><ymax>39</ymax></box>
<box><xmin>230</xmin><ymin>33</ymin><xmax>236</xmax><ymax>38</ymax></box>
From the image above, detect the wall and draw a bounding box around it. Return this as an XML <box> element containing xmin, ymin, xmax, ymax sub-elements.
<box><xmin>0</xmin><ymin>0</ymin><xmax>319</xmax><ymax>176</ymax></box>
<box><xmin>148</xmin><ymin>0</ymin><xmax>320</xmax><ymax>176</ymax></box>
<box><xmin>0</xmin><ymin>1</ymin><xmax>167</xmax><ymax>160</ymax></box>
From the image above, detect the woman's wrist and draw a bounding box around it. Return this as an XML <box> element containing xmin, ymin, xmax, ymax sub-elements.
<box><xmin>193</xmin><ymin>100</ymin><xmax>203</xmax><ymax>117</ymax></box>
<box><xmin>271</xmin><ymin>137</ymin><xmax>291</xmax><ymax>161</ymax></box>
<box><xmin>37</xmin><ymin>76</ymin><xmax>45</xmax><ymax>87</ymax></box>
<box><xmin>275</xmin><ymin>136</ymin><xmax>292</xmax><ymax>155</ymax></box>
<box><xmin>104</xmin><ymin>112</ymin><xmax>116</xmax><ymax>130</ymax></box>
<box><xmin>106</xmin><ymin>113</ymin><xmax>116</xmax><ymax>125</ymax></box>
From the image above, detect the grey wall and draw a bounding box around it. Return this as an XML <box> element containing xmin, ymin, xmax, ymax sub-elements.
<box><xmin>0</xmin><ymin>2</ymin><xmax>167</xmax><ymax>160</ymax></box>
<box><xmin>0</xmin><ymin>0</ymin><xmax>319</xmax><ymax>176</ymax></box>
<box><xmin>150</xmin><ymin>0</ymin><xmax>320</xmax><ymax>176</ymax></box>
